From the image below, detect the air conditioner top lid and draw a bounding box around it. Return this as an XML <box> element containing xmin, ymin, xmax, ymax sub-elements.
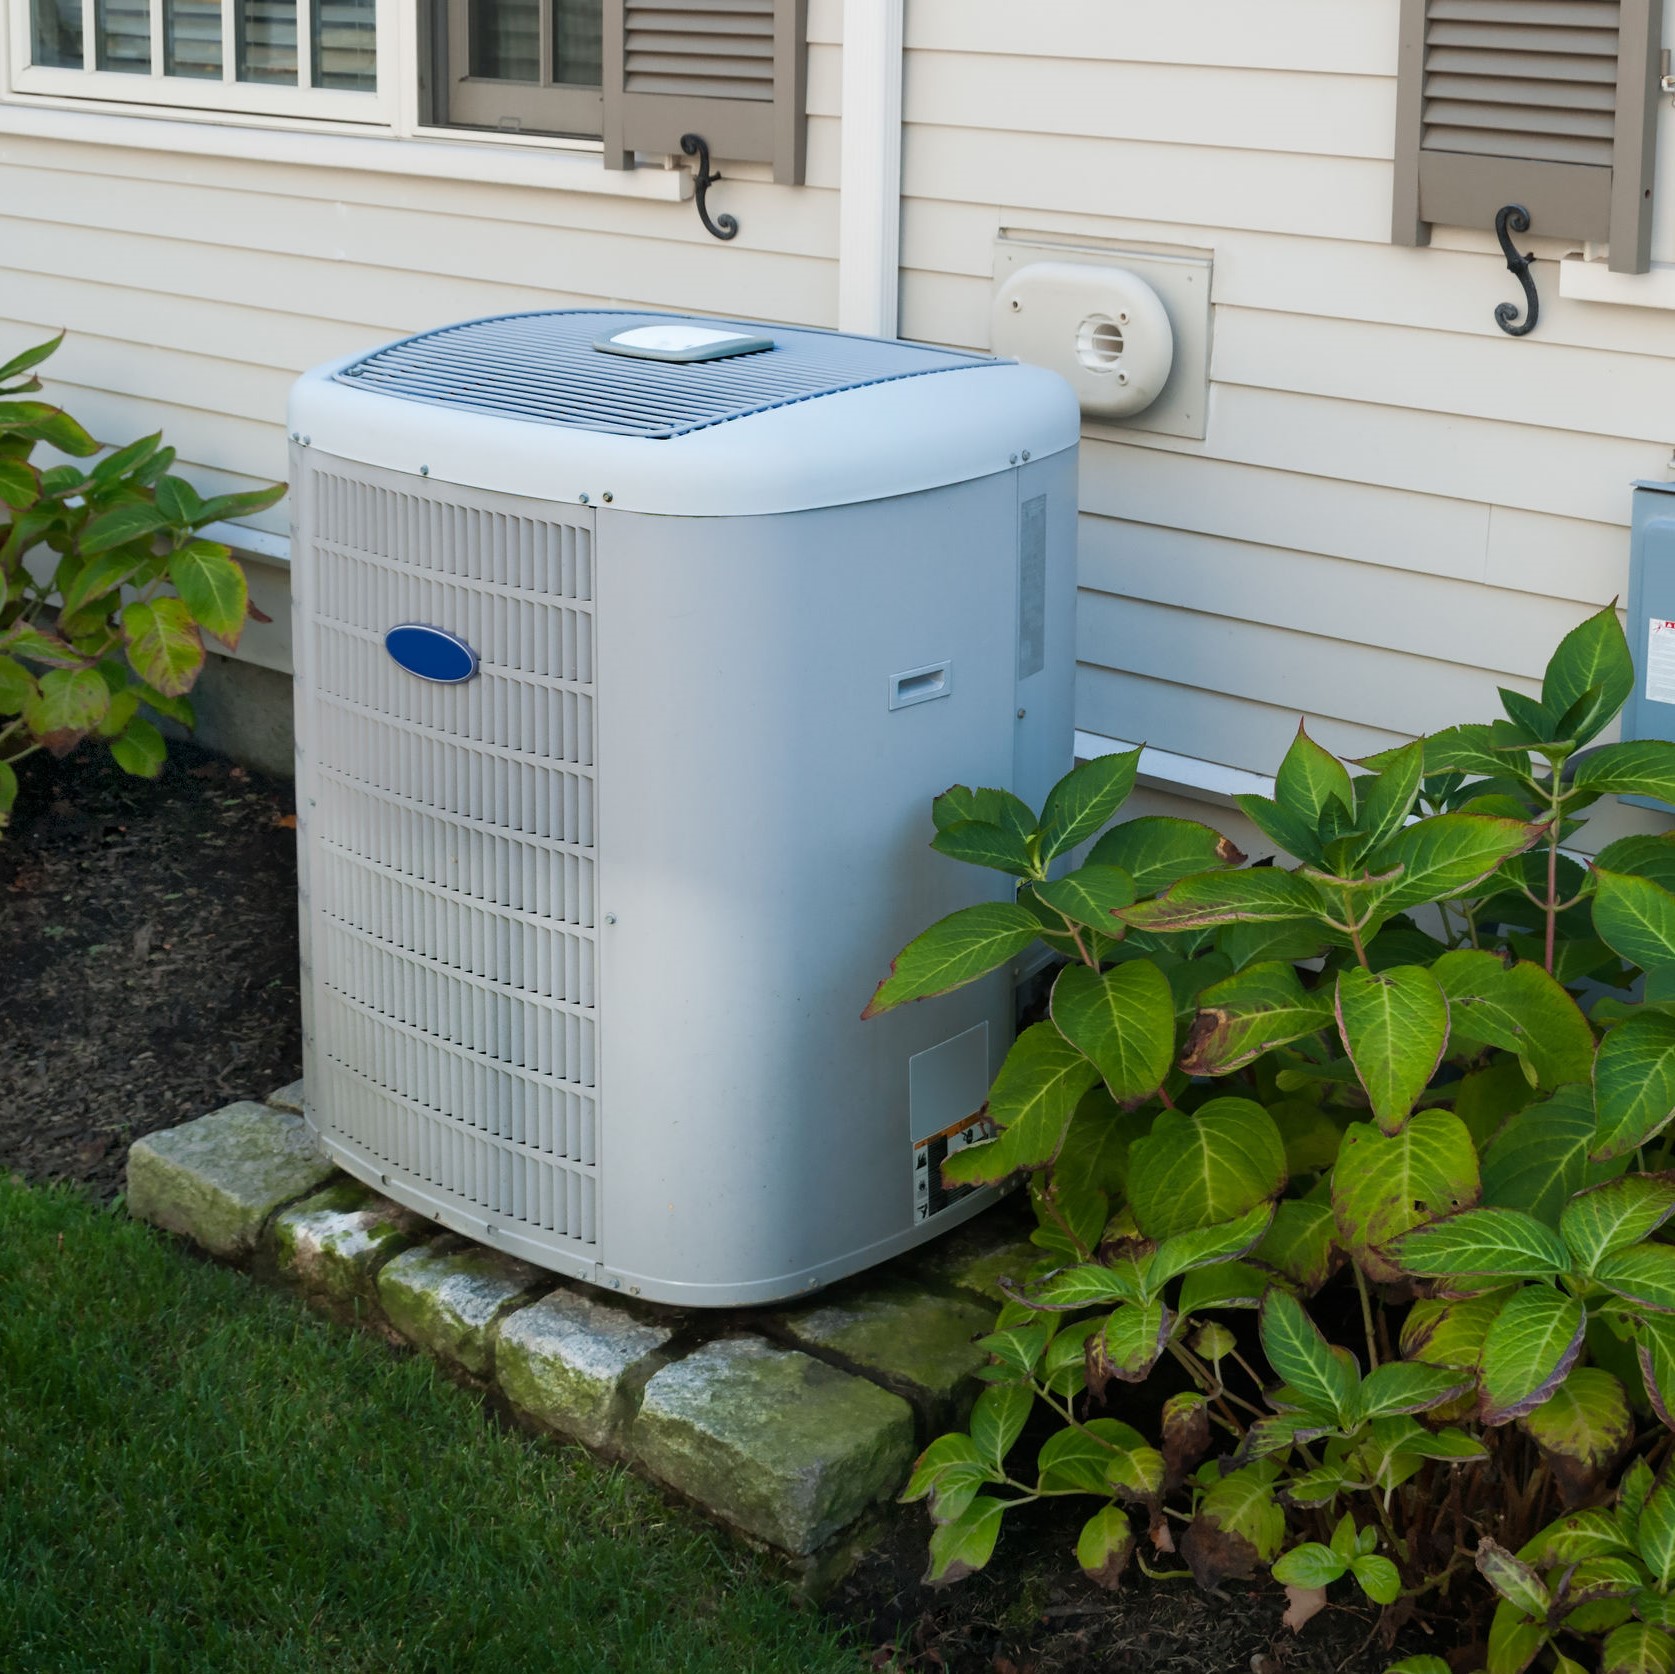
<box><xmin>294</xmin><ymin>310</ymin><xmax>1079</xmax><ymax>517</ymax></box>
<box><xmin>334</xmin><ymin>310</ymin><xmax>994</xmax><ymax>439</ymax></box>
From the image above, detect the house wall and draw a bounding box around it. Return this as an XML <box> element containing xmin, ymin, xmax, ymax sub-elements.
<box><xmin>2</xmin><ymin>0</ymin><xmax>1674</xmax><ymax>789</ymax></box>
<box><xmin>901</xmin><ymin>0</ymin><xmax>1675</xmax><ymax>780</ymax></box>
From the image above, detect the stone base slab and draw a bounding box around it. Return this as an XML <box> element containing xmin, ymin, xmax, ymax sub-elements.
<box><xmin>125</xmin><ymin>1089</ymin><xmax>1030</xmax><ymax>1576</ymax></box>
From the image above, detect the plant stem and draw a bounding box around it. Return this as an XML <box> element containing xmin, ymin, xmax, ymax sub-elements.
<box><xmin>1354</xmin><ymin>1264</ymin><xmax>1381</xmax><ymax>1370</ymax></box>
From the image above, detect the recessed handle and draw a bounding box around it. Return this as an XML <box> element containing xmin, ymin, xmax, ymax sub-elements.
<box><xmin>890</xmin><ymin>661</ymin><xmax>953</xmax><ymax>710</ymax></box>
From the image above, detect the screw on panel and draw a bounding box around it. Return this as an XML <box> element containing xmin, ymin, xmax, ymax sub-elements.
<box><xmin>602</xmin><ymin>492</ymin><xmax>614</xmax><ymax>503</ymax></box>
<box><xmin>1009</xmin><ymin>454</ymin><xmax>1018</xmax><ymax>465</ymax></box>
<box><xmin>419</xmin><ymin>465</ymin><xmax>430</xmax><ymax>476</ymax></box>
<box><xmin>1021</xmin><ymin>450</ymin><xmax>1031</xmax><ymax>462</ymax></box>
<box><xmin>604</xmin><ymin>913</ymin><xmax>617</xmax><ymax>925</ymax></box>
<box><xmin>578</xmin><ymin>493</ymin><xmax>591</xmax><ymax>505</ymax></box>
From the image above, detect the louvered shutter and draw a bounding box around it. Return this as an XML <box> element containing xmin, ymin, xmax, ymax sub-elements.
<box><xmin>601</xmin><ymin>0</ymin><xmax>807</xmax><ymax>184</ymax></box>
<box><xmin>1393</xmin><ymin>0</ymin><xmax>1663</xmax><ymax>274</ymax></box>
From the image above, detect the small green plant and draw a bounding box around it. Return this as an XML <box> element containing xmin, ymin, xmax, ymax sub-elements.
<box><xmin>0</xmin><ymin>333</ymin><xmax>283</xmax><ymax>828</ymax></box>
<box><xmin>869</xmin><ymin>603</ymin><xmax>1675</xmax><ymax>1670</ymax></box>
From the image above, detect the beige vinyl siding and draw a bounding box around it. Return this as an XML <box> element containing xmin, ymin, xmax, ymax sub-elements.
<box><xmin>0</xmin><ymin>0</ymin><xmax>843</xmax><ymax>540</ymax></box>
<box><xmin>901</xmin><ymin>0</ymin><xmax>1675</xmax><ymax>777</ymax></box>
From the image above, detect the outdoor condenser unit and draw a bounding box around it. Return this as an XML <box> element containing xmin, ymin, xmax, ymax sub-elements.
<box><xmin>288</xmin><ymin>310</ymin><xmax>1079</xmax><ymax>1307</ymax></box>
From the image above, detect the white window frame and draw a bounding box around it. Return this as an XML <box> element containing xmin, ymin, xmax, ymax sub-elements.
<box><xmin>9</xmin><ymin>0</ymin><xmax>398</xmax><ymax>122</ymax></box>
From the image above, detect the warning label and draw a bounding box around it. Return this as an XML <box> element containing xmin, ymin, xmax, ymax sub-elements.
<box><xmin>912</xmin><ymin>1112</ymin><xmax>997</xmax><ymax>1223</ymax></box>
<box><xmin>1648</xmin><ymin>619</ymin><xmax>1675</xmax><ymax>707</ymax></box>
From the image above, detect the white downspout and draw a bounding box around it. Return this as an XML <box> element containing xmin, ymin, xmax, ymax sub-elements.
<box><xmin>837</xmin><ymin>0</ymin><xmax>905</xmax><ymax>338</ymax></box>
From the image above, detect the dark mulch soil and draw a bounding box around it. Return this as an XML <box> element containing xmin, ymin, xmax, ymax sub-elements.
<box><xmin>0</xmin><ymin>740</ymin><xmax>302</xmax><ymax>1200</ymax></box>
<box><xmin>833</xmin><ymin>1503</ymin><xmax>1445</xmax><ymax>1674</ymax></box>
<box><xmin>1</xmin><ymin>742</ymin><xmax>1445</xmax><ymax>1673</ymax></box>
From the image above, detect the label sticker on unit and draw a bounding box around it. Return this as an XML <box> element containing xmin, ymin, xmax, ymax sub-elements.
<box><xmin>1648</xmin><ymin>619</ymin><xmax>1675</xmax><ymax>707</ymax></box>
<box><xmin>384</xmin><ymin>623</ymin><xmax>480</xmax><ymax>684</ymax></box>
<box><xmin>913</xmin><ymin>1113</ymin><xmax>998</xmax><ymax>1224</ymax></box>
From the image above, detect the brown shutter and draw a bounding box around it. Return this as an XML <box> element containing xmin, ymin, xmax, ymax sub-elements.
<box><xmin>601</xmin><ymin>0</ymin><xmax>807</xmax><ymax>184</ymax></box>
<box><xmin>1393</xmin><ymin>0</ymin><xmax>1662</xmax><ymax>274</ymax></box>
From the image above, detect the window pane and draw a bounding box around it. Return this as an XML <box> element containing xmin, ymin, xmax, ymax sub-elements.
<box><xmin>96</xmin><ymin>0</ymin><xmax>152</xmax><ymax>72</ymax></box>
<box><xmin>552</xmin><ymin>0</ymin><xmax>599</xmax><ymax>87</ymax></box>
<box><xmin>313</xmin><ymin>0</ymin><xmax>375</xmax><ymax>90</ymax></box>
<box><xmin>470</xmin><ymin>0</ymin><xmax>537</xmax><ymax>82</ymax></box>
<box><xmin>238</xmin><ymin>0</ymin><xmax>297</xmax><ymax>83</ymax></box>
<box><xmin>165</xmin><ymin>0</ymin><xmax>223</xmax><ymax>77</ymax></box>
<box><xmin>31</xmin><ymin>0</ymin><xmax>83</xmax><ymax>66</ymax></box>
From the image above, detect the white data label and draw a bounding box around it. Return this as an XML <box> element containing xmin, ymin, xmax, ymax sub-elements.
<box><xmin>1649</xmin><ymin>619</ymin><xmax>1675</xmax><ymax>707</ymax></box>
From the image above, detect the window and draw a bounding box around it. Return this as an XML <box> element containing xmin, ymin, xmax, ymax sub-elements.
<box><xmin>7</xmin><ymin>0</ymin><xmax>808</xmax><ymax>184</ymax></box>
<box><xmin>437</xmin><ymin>0</ymin><xmax>603</xmax><ymax>139</ymax></box>
<box><xmin>15</xmin><ymin>0</ymin><xmax>385</xmax><ymax>117</ymax></box>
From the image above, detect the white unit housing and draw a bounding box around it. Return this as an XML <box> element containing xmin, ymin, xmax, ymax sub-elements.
<box><xmin>289</xmin><ymin>311</ymin><xmax>1078</xmax><ymax>1307</ymax></box>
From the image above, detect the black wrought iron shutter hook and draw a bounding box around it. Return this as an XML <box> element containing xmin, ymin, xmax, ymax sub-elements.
<box><xmin>682</xmin><ymin>134</ymin><xmax>739</xmax><ymax>241</ymax></box>
<box><xmin>1494</xmin><ymin>204</ymin><xmax>1539</xmax><ymax>337</ymax></box>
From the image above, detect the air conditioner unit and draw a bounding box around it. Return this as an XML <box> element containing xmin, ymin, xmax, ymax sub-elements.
<box><xmin>288</xmin><ymin>311</ymin><xmax>1078</xmax><ymax>1307</ymax></box>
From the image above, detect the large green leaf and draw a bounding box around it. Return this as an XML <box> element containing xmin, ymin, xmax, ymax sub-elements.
<box><xmin>1355</xmin><ymin>1360</ymin><xmax>1472</xmax><ymax>1422</ymax></box>
<box><xmin>1270</xmin><ymin>1541</ymin><xmax>1346</xmax><ymax>1589</ymax></box>
<box><xmin>21</xmin><ymin>665</ymin><xmax>109</xmax><ymax>753</ymax></box>
<box><xmin>1036</xmin><ymin>1418</ymin><xmax>1160</xmax><ymax>1498</ymax></box>
<box><xmin>1576</xmin><ymin>741</ymin><xmax>1675</xmax><ymax>805</ymax></box>
<box><xmin>1146</xmin><ymin>1203</ymin><xmax>1275</xmax><ymax>1290</ymax></box>
<box><xmin>1638</xmin><ymin>1464</ymin><xmax>1675</xmax><ymax>1585</ymax></box>
<box><xmin>1251</xmin><ymin>1198</ymin><xmax>1337</xmax><ymax>1292</ymax></box>
<box><xmin>1087</xmin><ymin>815</ymin><xmax>1244</xmax><ymax>894</ymax></box>
<box><xmin>1274</xmin><ymin>724</ymin><xmax>1354</xmax><ymax>828</ymax></box>
<box><xmin>1331</xmin><ymin>1111</ymin><xmax>1481</xmax><ymax>1284</ymax></box>
<box><xmin>1561</xmin><ymin>1175</ymin><xmax>1675</xmax><ymax>1274</ymax></box>
<box><xmin>1482</xmin><ymin>1087</ymin><xmax>1624</xmax><ymax>1228</ymax></box>
<box><xmin>1116</xmin><ymin>869</ymin><xmax>1327</xmax><ymax>935</ymax></box>
<box><xmin>1593</xmin><ymin>868</ymin><xmax>1675</xmax><ymax>972</ymax></box>
<box><xmin>1602</xmin><ymin>1623</ymin><xmax>1675</xmax><ymax>1674</ymax></box>
<box><xmin>1189</xmin><ymin>1464</ymin><xmax>1285</xmax><ymax>1569</ymax></box>
<box><xmin>1075</xmin><ymin>1504</ymin><xmax>1136</xmax><ymax>1589</ymax></box>
<box><xmin>1368</xmin><ymin>814</ymin><xmax>1544</xmax><ymax>915</ymax></box>
<box><xmin>1088</xmin><ymin>1300</ymin><xmax>1172</xmax><ymax>1387</ymax></box>
<box><xmin>969</xmin><ymin>1383</ymin><xmax>1033</xmax><ymax>1467</ymax></box>
<box><xmin>121</xmin><ymin>597</ymin><xmax>203</xmax><ymax>699</ymax></box>
<box><xmin>1178</xmin><ymin>961</ymin><xmax>1332</xmax><ymax>1076</ymax></box>
<box><xmin>1520</xmin><ymin>1368</ymin><xmax>1632</xmax><ymax>1501</ymax></box>
<box><xmin>1543</xmin><ymin>607</ymin><xmax>1635</xmax><ymax>749</ymax></box>
<box><xmin>1401</xmin><ymin>1290</ymin><xmax>1511</xmax><ymax>1371</ymax></box>
<box><xmin>1432</xmin><ymin>950</ymin><xmax>1596</xmax><ymax>1089</ymax></box>
<box><xmin>1478</xmin><ymin>1538</ymin><xmax>1554</xmax><ymax>1620</ymax></box>
<box><xmin>1597</xmin><ymin>1244</ymin><xmax>1675</xmax><ymax>1313</ymax></box>
<box><xmin>0</xmin><ymin>654</ymin><xmax>34</xmax><ymax>711</ymax></box>
<box><xmin>1479</xmin><ymin>1286</ymin><xmax>1587</xmax><ymax>1424</ymax></box>
<box><xmin>1259</xmin><ymin>1288</ymin><xmax>1357</xmax><ymax>1424</ymax></box>
<box><xmin>1029</xmin><ymin>865</ymin><xmax>1137</xmax><ymax>934</ymax></box>
<box><xmin>1394</xmin><ymin>1208</ymin><xmax>1570</xmax><ymax>1282</ymax></box>
<box><xmin>0</xmin><ymin>333</ymin><xmax>64</xmax><ymax>384</ymax></box>
<box><xmin>1036</xmin><ymin>749</ymin><xmax>1141</xmax><ymax>862</ymax></box>
<box><xmin>925</xmin><ymin>1494</ymin><xmax>1007</xmax><ymax>1583</ymax></box>
<box><xmin>109</xmin><ymin>712</ymin><xmax>166</xmax><ymax>779</ymax></box>
<box><xmin>902</xmin><ymin>1432</ymin><xmax>992</xmax><ymax>1524</ymax></box>
<box><xmin>1049</xmin><ymin>961</ymin><xmax>1175</xmax><ymax>1102</ymax></box>
<box><xmin>1596</xmin><ymin>834</ymin><xmax>1675</xmax><ymax>894</ymax></box>
<box><xmin>1334</xmin><ymin>964</ymin><xmax>1450</xmax><ymax>1134</ymax></box>
<box><xmin>983</xmin><ymin>1021</ymin><xmax>1102</xmax><ymax>1169</ymax></box>
<box><xmin>79</xmin><ymin>501</ymin><xmax>167</xmax><ymax>557</ymax></box>
<box><xmin>1593</xmin><ymin>1012</ymin><xmax>1675</xmax><ymax>1162</ymax></box>
<box><xmin>1235</xmin><ymin>792</ymin><xmax>1325</xmax><ymax>867</ymax></box>
<box><xmin>932</xmin><ymin>820</ymin><xmax>1038</xmax><ymax>878</ymax></box>
<box><xmin>933</xmin><ymin>784</ymin><xmax>1036</xmax><ymax>838</ymax></box>
<box><xmin>862</xmin><ymin>903</ymin><xmax>1040</xmax><ymax>1017</ymax></box>
<box><xmin>1125</xmin><ymin>1098</ymin><xmax>1286</xmax><ymax>1242</ymax></box>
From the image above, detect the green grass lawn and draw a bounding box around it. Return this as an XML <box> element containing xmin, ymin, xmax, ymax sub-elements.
<box><xmin>0</xmin><ymin>1177</ymin><xmax>858</xmax><ymax>1673</ymax></box>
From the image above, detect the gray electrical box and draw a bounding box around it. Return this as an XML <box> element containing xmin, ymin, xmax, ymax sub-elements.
<box><xmin>1621</xmin><ymin>481</ymin><xmax>1675</xmax><ymax>811</ymax></box>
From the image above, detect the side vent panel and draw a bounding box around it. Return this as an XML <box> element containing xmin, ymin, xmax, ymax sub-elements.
<box><xmin>296</xmin><ymin>461</ymin><xmax>601</xmax><ymax>1256</ymax></box>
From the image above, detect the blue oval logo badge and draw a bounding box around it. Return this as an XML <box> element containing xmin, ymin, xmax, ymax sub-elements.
<box><xmin>384</xmin><ymin>623</ymin><xmax>479</xmax><ymax>684</ymax></box>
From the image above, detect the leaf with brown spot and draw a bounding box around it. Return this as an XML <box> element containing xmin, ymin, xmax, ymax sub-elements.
<box><xmin>1160</xmin><ymin>1392</ymin><xmax>1211</xmax><ymax>1488</ymax></box>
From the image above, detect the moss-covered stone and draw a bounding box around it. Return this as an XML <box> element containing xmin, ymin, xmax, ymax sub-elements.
<box><xmin>631</xmin><ymin>1337</ymin><xmax>915</xmax><ymax>1556</ymax></box>
<box><xmin>495</xmin><ymin>1289</ymin><xmax>675</xmax><ymax>1451</ymax></box>
<box><xmin>376</xmin><ymin>1242</ymin><xmax>548</xmax><ymax>1376</ymax></box>
<box><xmin>272</xmin><ymin>1180</ymin><xmax>429</xmax><ymax>1302</ymax></box>
<box><xmin>126</xmin><ymin>1102</ymin><xmax>338</xmax><ymax>1260</ymax></box>
<box><xmin>776</xmin><ymin>1280</ymin><xmax>994</xmax><ymax>1425</ymax></box>
<box><xmin>267</xmin><ymin>1080</ymin><xmax>306</xmax><ymax>1116</ymax></box>
<box><xmin>902</xmin><ymin>1213</ymin><xmax>1041</xmax><ymax>1308</ymax></box>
